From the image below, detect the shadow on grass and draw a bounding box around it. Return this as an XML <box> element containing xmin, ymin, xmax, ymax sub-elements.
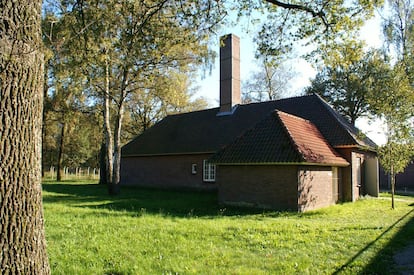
<box><xmin>42</xmin><ymin>181</ymin><xmax>299</xmax><ymax>218</ymax></box>
<box><xmin>333</xmin><ymin>205</ymin><xmax>414</xmax><ymax>274</ymax></box>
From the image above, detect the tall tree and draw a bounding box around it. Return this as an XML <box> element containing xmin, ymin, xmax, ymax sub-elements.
<box><xmin>42</xmin><ymin>11</ymin><xmax>102</xmax><ymax>180</ymax></box>
<box><xmin>379</xmin><ymin>0</ymin><xmax>414</xmax><ymax>207</ymax></box>
<box><xmin>382</xmin><ymin>0</ymin><xmax>414</xmax><ymax>83</ymax></box>
<box><xmin>0</xmin><ymin>0</ymin><xmax>50</xmax><ymax>273</ymax></box>
<box><xmin>306</xmin><ymin>44</ymin><xmax>380</xmax><ymax>125</ymax></box>
<box><xmin>370</xmin><ymin>61</ymin><xmax>414</xmax><ymax>208</ymax></box>
<box><xmin>242</xmin><ymin>55</ymin><xmax>295</xmax><ymax>103</ymax></box>
<box><xmin>52</xmin><ymin>0</ymin><xmax>224</xmax><ymax>194</ymax></box>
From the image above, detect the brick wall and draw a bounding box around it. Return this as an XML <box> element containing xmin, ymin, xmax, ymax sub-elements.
<box><xmin>120</xmin><ymin>153</ymin><xmax>216</xmax><ymax>190</ymax></box>
<box><xmin>217</xmin><ymin>165</ymin><xmax>339</xmax><ymax>212</ymax></box>
<box><xmin>298</xmin><ymin>166</ymin><xmax>336</xmax><ymax>212</ymax></box>
<box><xmin>336</xmin><ymin>148</ymin><xmax>379</xmax><ymax>201</ymax></box>
<box><xmin>217</xmin><ymin>165</ymin><xmax>299</xmax><ymax>210</ymax></box>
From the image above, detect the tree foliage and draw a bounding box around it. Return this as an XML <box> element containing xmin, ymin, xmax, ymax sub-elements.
<box><xmin>242</xmin><ymin>57</ymin><xmax>295</xmax><ymax>102</ymax></box>
<box><xmin>123</xmin><ymin>71</ymin><xmax>208</xmax><ymax>140</ymax></box>
<box><xmin>378</xmin><ymin>142</ymin><xmax>414</xmax><ymax>174</ymax></box>
<box><xmin>369</xmin><ymin>61</ymin><xmax>414</xmax><ymax>144</ymax></box>
<box><xmin>382</xmin><ymin>0</ymin><xmax>414</xmax><ymax>83</ymax></box>
<box><xmin>239</xmin><ymin>0</ymin><xmax>383</xmax><ymax>63</ymax></box>
<box><xmin>241</xmin><ymin>0</ymin><xmax>384</xmax><ymax>104</ymax></box>
<box><xmin>306</xmin><ymin>44</ymin><xmax>383</xmax><ymax>125</ymax></box>
<box><xmin>369</xmin><ymin>58</ymin><xmax>413</xmax><ymax>207</ymax></box>
<box><xmin>376</xmin><ymin>0</ymin><xmax>414</xmax><ymax>188</ymax></box>
<box><xmin>42</xmin><ymin>10</ymin><xmax>102</xmax><ymax>179</ymax></box>
<box><xmin>43</xmin><ymin>0</ymin><xmax>224</xmax><ymax>193</ymax></box>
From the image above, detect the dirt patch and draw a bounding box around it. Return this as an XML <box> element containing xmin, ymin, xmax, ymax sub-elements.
<box><xmin>394</xmin><ymin>244</ymin><xmax>414</xmax><ymax>274</ymax></box>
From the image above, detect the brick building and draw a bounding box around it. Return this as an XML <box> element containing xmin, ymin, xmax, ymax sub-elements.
<box><xmin>121</xmin><ymin>34</ymin><xmax>379</xmax><ymax>211</ymax></box>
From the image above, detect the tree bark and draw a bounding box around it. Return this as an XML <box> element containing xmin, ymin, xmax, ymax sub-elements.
<box><xmin>0</xmin><ymin>0</ymin><xmax>50</xmax><ymax>273</ymax></box>
<box><xmin>110</xmin><ymin>102</ymin><xmax>124</xmax><ymax>195</ymax></box>
<box><xmin>56</xmin><ymin>122</ymin><xmax>66</xmax><ymax>181</ymax></box>
<box><xmin>110</xmin><ymin>68</ymin><xmax>128</xmax><ymax>195</ymax></box>
<box><xmin>391</xmin><ymin>164</ymin><xmax>395</xmax><ymax>210</ymax></box>
<box><xmin>99</xmin><ymin>141</ymin><xmax>107</xmax><ymax>185</ymax></box>
<box><xmin>103</xmin><ymin>60</ymin><xmax>114</xmax><ymax>190</ymax></box>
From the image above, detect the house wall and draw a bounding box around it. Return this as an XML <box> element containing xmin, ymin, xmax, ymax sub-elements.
<box><xmin>120</xmin><ymin>153</ymin><xmax>216</xmax><ymax>190</ymax></box>
<box><xmin>216</xmin><ymin>165</ymin><xmax>299</xmax><ymax>210</ymax></box>
<box><xmin>365</xmin><ymin>154</ymin><xmax>379</xmax><ymax>197</ymax></box>
<box><xmin>351</xmin><ymin>152</ymin><xmax>363</xmax><ymax>201</ymax></box>
<box><xmin>298</xmin><ymin>166</ymin><xmax>338</xmax><ymax>212</ymax></box>
<box><xmin>336</xmin><ymin>148</ymin><xmax>379</xmax><ymax>202</ymax></box>
<box><xmin>217</xmin><ymin>165</ymin><xmax>338</xmax><ymax>212</ymax></box>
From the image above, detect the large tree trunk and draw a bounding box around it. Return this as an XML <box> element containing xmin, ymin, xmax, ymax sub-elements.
<box><xmin>0</xmin><ymin>0</ymin><xmax>50</xmax><ymax>273</ymax></box>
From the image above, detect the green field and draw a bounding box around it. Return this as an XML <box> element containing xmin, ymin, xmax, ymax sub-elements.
<box><xmin>43</xmin><ymin>180</ymin><xmax>414</xmax><ymax>274</ymax></box>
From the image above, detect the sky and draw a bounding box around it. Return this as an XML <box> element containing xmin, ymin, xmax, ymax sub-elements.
<box><xmin>193</xmin><ymin>14</ymin><xmax>388</xmax><ymax>145</ymax></box>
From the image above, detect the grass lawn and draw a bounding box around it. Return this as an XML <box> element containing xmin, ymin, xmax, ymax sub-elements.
<box><xmin>42</xmin><ymin>180</ymin><xmax>414</xmax><ymax>274</ymax></box>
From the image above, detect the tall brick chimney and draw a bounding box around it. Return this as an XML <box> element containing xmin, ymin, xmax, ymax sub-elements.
<box><xmin>218</xmin><ymin>34</ymin><xmax>240</xmax><ymax>115</ymax></box>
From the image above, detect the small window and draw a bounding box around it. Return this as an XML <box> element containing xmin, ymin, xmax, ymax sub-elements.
<box><xmin>191</xmin><ymin>164</ymin><xmax>197</xmax><ymax>175</ymax></box>
<box><xmin>203</xmin><ymin>160</ymin><xmax>216</xmax><ymax>182</ymax></box>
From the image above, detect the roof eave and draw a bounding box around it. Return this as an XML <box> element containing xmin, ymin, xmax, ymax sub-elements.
<box><xmin>334</xmin><ymin>144</ymin><xmax>377</xmax><ymax>152</ymax></box>
<box><xmin>122</xmin><ymin>151</ymin><xmax>215</xmax><ymax>158</ymax></box>
<box><xmin>211</xmin><ymin>161</ymin><xmax>349</xmax><ymax>167</ymax></box>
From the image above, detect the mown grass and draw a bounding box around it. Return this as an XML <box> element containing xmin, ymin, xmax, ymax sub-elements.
<box><xmin>42</xmin><ymin>180</ymin><xmax>414</xmax><ymax>274</ymax></box>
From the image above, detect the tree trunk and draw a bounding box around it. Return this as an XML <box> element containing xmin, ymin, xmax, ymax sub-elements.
<box><xmin>56</xmin><ymin>122</ymin><xmax>66</xmax><ymax>181</ymax></box>
<box><xmin>391</xmin><ymin>164</ymin><xmax>395</xmax><ymax>210</ymax></box>
<box><xmin>99</xmin><ymin>141</ymin><xmax>107</xmax><ymax>185</ymax></box>
<box><xmin>103</xmin><ymin>60</ymin><xmax>114</xmax><ymax>191</ymax></box>
<box><xmin>109</xmin><ymin>68</ymin><xmax>129</xmax><ymax>195</ymax></box>
<box><xmin>0</xmin><ymin>0</ymin><xmax>50</xmax><ymax>273</ymax></box>
<box><xmin>42</xmin><ymin>83</ymin><xmax>48</xmax><ymax>178</ymax></box>
<box><xmin>110</xmin><ymin>102</ymin><xmax>124</xmax><ymax>195</ymax></box>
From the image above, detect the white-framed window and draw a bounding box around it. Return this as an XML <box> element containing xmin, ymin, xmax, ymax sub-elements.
<box><xmin>203</xmin><ymin>160</ymin><xmax>216</xmax><ymax>182</ymax></box>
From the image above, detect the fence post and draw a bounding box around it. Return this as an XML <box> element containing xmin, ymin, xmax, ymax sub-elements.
<box><xmin>49</xmin><ymin>166</ymin><xmax>54</xmax><ymax>180</ymax></box>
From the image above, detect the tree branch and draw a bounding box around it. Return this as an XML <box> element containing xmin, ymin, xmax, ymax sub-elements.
<box><xmin>264</xmin><ymin>0</ymin><xmax>329</xmax><ymax>30</ymax></box>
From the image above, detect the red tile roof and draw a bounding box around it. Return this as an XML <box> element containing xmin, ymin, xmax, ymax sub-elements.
<box><xmin>209</xmin><ymin>110</ymin><xmax>349</xmax><ymax>166</ymax></box>
<box><xmin>277</xmin><ymin>111</ymin><xmax>349</xmax><ymax>166</ymax></box>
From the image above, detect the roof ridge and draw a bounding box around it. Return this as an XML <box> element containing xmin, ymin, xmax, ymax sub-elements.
<box><xmin>238</xmin><ymin>94</ymin><xmax>315</xmax><ymax>108</ymax></box>
<box><xmin>165</xmin><ymin>106</ymin><xmax>220</xmax><ymax>119</ymax></box>
<box><xmin>274</xmin><ymin>110</ymin><xmax>306</xmax><ymax>162</ymax></box>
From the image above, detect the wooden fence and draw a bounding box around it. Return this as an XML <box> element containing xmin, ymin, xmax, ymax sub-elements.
<box><xmin>45</xmin><ymin>166</ymin><xmax>100</xmax><ymax>180</ymax></box>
